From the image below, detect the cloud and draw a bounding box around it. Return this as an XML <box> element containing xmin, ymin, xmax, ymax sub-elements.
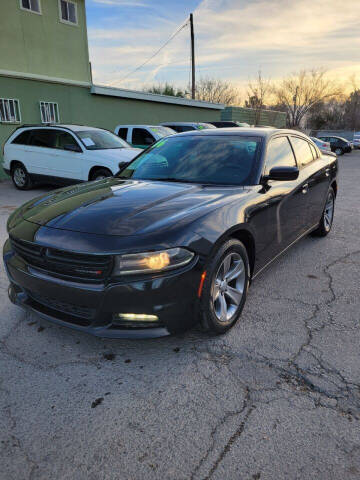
<box><xmin>87</xmin><ymin>0</ymin><xmax>360</xmax><ymax>90</ymax></box>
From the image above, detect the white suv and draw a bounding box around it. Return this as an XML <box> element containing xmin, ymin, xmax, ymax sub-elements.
<box><xmin>3</xmin><ymin>124</ymin><xmax>142</xmax><ymax>189</ymax></box>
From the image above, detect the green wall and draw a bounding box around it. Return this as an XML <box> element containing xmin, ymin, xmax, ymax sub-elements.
<box><xmin>222</xmin><ymin>106</ymin><xmax>286</xmax><ymax>128</ymax></box>
<box><xmin>0</xmin><ymin>76</ymin><xmax>221</xmax><ymax>179</ymax></box>
<box><xmin>0</xmin><ymin>0</ymin><xmax>90</xmax><ymax>84</ymax></box>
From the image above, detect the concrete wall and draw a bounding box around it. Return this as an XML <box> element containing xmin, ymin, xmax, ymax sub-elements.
<box><xmin>222</xmin><ymin>106</ymin><xmax>287</xmax><ymax>128</ymax></box>
<box><xmin>0</xmin><ymin>76</ymin><xmax>222</xmax><ymax>179</ymax></box>
<box><xmin>0</xmin><ymin>0</ymin><xmax>90</xmax><ymax>84</ymax></box>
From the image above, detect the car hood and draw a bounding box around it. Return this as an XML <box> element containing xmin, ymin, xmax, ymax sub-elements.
<box><xmin>18</xmin><ymin>178</ymin><xmax>248</xmax><ymax>236</ymax></box>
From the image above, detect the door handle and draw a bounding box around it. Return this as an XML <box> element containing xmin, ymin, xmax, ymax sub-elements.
<box><xmin>302</xmin><ymin>184</ymin><xmax>309</xmax><ymax>194</ymax></box>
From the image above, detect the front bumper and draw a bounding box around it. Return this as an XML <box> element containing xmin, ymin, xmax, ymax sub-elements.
<box><xmin>3</xmin><ymin>239</ymin><xmax>201</xmax><ymax>339</ymax></box>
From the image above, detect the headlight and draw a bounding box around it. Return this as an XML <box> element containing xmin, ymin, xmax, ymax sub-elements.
<box><xmin>113</xmin><ymin>248</ymin><xmax>194</xmax><ymax>275</ymax></box>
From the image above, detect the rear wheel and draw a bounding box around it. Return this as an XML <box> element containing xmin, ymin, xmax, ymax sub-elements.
<box><xmin>312</xmin><ymin>187</ymin><xmax>335</xmax><ymax>237</ymax></box>
<box><xmin>90</xmin><ymin>168</ymin><xmax>112</xmax><ymax>181</ymax></box>
<box><xmin>200</xmin><ymin>239</ymin><xmax>249</xmax><ymax>334</ymax></box>
<box><xmin>11</xmin><ymin>163</ymin><xmax>33</xmax><ymax>190</ymax></box>
<box><xmin>334</xmin><ymin>147</ymin><xmax>344</xmax><ymax>155</ymax></box>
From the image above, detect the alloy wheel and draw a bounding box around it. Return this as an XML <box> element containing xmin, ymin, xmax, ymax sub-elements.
<box><xmin>335</xmin><ymin>148</ymin><xmax>343</xmax><ymax>155</ymax></box>
<box><xmin>13</xmin><ymin>167</ymin><xmax>26</xmax><ymax>187</ymax></box>
<box><xmin>324</xmin><ymin>191</ymin><xmax>334</xmax><ymax>232</ymax></box>
<box><xmin>212</xmin><ymin>252</ymin><xmax>246</xmax><ymax>322</ymax></box>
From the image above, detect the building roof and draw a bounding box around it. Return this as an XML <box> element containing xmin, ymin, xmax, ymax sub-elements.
<box><xmin>90</xmin><ymin>85</ymin><xmax>224</xmax><ymax>110</ymax></box>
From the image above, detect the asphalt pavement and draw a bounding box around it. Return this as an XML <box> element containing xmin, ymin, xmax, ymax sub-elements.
<box><xmin>1</xmin><ymin>151</ymin><xmax>359</xmax><ymax>480</ymax></box>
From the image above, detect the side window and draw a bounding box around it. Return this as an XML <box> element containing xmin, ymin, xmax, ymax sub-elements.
<box><xmin>118</xmin><ymin>128</ymin><xmax>128</xmax><ymax>141</ymax></box>
<box><xmin>28</xmin><ymin>129</ymin><xmax>56</xmax><ymax>148</ymax></box>
<box><xmin>290</xmin><ymin>137</ymin><xmax>314</xmax><ymax>167</ymax></box>
<box><xmin>132</xmin><ymin>128</ymin><xmax>155</xmax><ymax>145</ymax></box>
<box><xmin>12</xmin><ymin>130</ymin><xmax>31</xmax><ymax>145</ymax></box>
<box><xmin>54</xmin><ymin>130</ymin><xmax>81</xmax><ymax>151</ymax></box>
<box><xmin>265</xmin><ymin>136</ymin><xmax>296</xmax><ymax>175</ymax></box>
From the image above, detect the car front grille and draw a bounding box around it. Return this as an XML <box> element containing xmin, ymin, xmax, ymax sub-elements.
<box><xmin>10</xmin><ymin>236</ymin><xmax>113</xmax><ymax>283</ymax></box>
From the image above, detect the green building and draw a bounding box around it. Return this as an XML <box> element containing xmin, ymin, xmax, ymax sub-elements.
<box><xmin>0</xmin><ymin>0</ymin><xmax>223</xmax><ymax>179</ymax></box>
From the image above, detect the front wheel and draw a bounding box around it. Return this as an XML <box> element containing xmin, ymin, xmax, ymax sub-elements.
<box><xmin>91</xmin><ymin>168</ymin><xmax>112</xmax><ymax>181</ymax></box>
<box><xmin>199</xmin><ymin>239</ymin><xmax>250</xmax><ymax>334</ymax></box>
<box><xmin>11</xmin><ymin>163</ymin><xmax>33</xmax><ymax>190</ymax></box>
<box><xmin>312</xmin><ymin>188</ymin><xmax>335</xmax><ymax>237</ymax></box>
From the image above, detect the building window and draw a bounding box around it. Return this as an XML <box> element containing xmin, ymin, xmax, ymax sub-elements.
<box><xmin>59</xmin><ymin>0</ymin><xmax>77</xmax><ymax>25</ymax></box>
<box><xmin>20</xmin><ymin>0</ymin><xmax>41</xmax><ymax>14</ymax></box>
<box><xmin>0</xmin><ymin>99</ymin><xmax>21</xmax><ymax>123</ymax></box>
<box><xmin>40</xmin><ymin>102</ymin><xmax>60</xmax><ymax>123</ymax></box>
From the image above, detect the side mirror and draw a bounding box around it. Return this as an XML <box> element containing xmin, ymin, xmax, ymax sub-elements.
<box><xmin>118</xmin><ymin>161</ymin><xmax>129</xmax><ymax>171</ymax></box>
<box><xmin>64</xmin><ymin>144</ymin><xmax>81</xmax><ymax>153</ymax></box>
<box><xmin>267</xmin><ymin>166</ymin><xmax>299</xmax><ymax>181</ymax></box>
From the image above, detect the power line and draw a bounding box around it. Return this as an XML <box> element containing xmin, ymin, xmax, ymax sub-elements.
<box><xmin>108</xmin><ymin>18</ymin><xmax>190</xmax><ymax>87</ymax></box>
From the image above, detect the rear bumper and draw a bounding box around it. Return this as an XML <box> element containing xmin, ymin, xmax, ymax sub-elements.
<box><xmin>3</xmin><ymin>239</ymin><xmax>201</xmax><ymax>339</ymax></box>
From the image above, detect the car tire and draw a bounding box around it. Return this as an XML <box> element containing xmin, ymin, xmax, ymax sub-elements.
<box><xmin>11</xmin><ymin>163</ymin><xmax>33</xmax><ymax>190</ymax></box>
<box><xmin>91</xmin><ymin>168</ymin><xmax>112</xmax><ymax>181</ymax></box>
<box><xmin>334</xmin><ymin>147</ymin><xmax>344</xmax><ymax>155</ymax></box>
<box><xmin>312</xmin><ymin>187</ymin><xmax>335</xmax><ymax>237</ymax></box>
<box><xmin>199</xmin><ymin>239</ymin><xmax>250</xmax><ymax>335</ymax></box>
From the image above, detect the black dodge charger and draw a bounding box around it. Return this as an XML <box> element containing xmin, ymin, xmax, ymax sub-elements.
<box><xmin>3</xmin><ymin>128</ymin><xmax>338</xmax><ymax>338</ymax></box>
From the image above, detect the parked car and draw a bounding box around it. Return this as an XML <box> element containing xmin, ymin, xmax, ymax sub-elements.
<box><xmin>3</xmin><ymin>124</ymin><xmax>142</xmax><ymax>189</ymax></box>
<box><xmin>205</xmin><ymin>121</ymin><xmax>250</xmax><ymax>128</ymax></box>
<box><xmin>353</xmin><ymin>132</ymin><xmax>360</xmax><ymax>149</ymax></box>
<box><xmin>160</xmin><ymin>122</ymin><xmax>216</xmax><ymax>132</ymax></box>
<box><xmin>114</xmin><ymin>125</ymin><xmax>175</xmax><ymax>149</ymax></box>
<box><xmin>310</xmin><ymin>137</ymin><xmax>333</xmax><ymax>155</ymax></box>
<box><xmin>4</xmin><ymin>128</ymin><xmax>338</xmax><ymax>339</ymax></box>
<box><xmin>317</xmin><ymin>135</ymin><xmax>352</xmax><ymax>155</ymax></box>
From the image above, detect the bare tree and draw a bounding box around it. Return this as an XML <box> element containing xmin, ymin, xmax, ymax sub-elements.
<box><xmin>194</xmin><ymin>77</ymin><xmax>241</xmax><ymax>105</ymax></box>
<box><xmin>245</xmin><ymin>71</ymin><xmax>272</xmax><ymax>125</ymax></box>
<box><xmin>143</xmin><ymin>82</ymin><xmax>187</xmax><ymax>97</ymax></box>
<box><xmin>273</xmin><ymin>69</ymin><xmax>341</xmax><ymax>128</ymax></box>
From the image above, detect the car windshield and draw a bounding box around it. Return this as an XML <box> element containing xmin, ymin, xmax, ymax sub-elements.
<box><xmin>77</xmin><ymin>130</ymin><xmax>131</xmax><ymax>150</ymax></box>
<box><xmin>117</xmin><ymin>135</ymin><xmax>262</xmax><ymax>185</ymax></box>
<box><xmin>148</xmin><ymin>126</ymin><xmax>175</xmax><ymax>137</ymax></box>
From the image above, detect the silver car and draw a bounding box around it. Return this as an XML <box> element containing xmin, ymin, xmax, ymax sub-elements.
<box><xmin>310</xmin><ymin>137</ymin><xmax>333</xmax><ymax>155</ymax></box>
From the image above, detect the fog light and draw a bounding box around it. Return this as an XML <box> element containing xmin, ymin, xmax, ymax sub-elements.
<box><xmin>116</xmin><ymin>313</ymin><xmax>159</xmax><ymax>322</ymax></box>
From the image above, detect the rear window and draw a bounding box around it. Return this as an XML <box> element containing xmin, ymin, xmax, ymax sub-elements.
<box><xmin>117</xmin><ymin>128</ymin><xmax>128</xmax><ymax>140</ymax></box>
<box><xmin>290</xmin><ymin>137</ymin><xmax>314</xmax><ymax>167</ymax></box>
<box><xmin>12</xmin><ymin>130</ymin><xmax>31</xmax><ymax>145</ymax></box>
<box><xmin>28</xmin><ymin>129</ymin><xmax>56</xmax><ymax>148</ymax></box>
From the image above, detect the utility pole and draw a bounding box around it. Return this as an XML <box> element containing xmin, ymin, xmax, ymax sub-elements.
<box><xmin>190</xmin><ymin>13</ymin><xmax>195</xmax><ymax>99</ymax></box>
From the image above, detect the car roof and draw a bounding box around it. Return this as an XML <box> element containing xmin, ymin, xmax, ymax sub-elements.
<box><xmin>18</xmin><ymin>124</ymin><xmax>106</xmax><ymax>133</ymax></box>
<box><xmin>161</xmin><ymin>122</ymin><xmax>213</xmax><ymax>126</ymax></box>
<box><xmin>115</xmin><ymin>125</ymin><xmax>168</xmax><ymax>128</ymax></box>
<box><xmin>171</xmin><ymin>127</ymin><xmax>308</xmax><ymax>139</ymax></box>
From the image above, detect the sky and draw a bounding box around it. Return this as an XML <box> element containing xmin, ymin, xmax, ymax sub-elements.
<box><xmin>86</xmin><ymin>0</ymin><xmax>360</xmax><ymax>93</ymax></box>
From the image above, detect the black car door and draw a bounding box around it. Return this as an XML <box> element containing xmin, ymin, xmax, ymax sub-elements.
<box><xmin>254</xmin><ymin>135</ymin><xmax>306</xmax><ymax>267</ymax></box>
<box><xmin>290</xmin><ymin>136</ymin><xmax>331</xmax><ymax>228</ymax></box>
